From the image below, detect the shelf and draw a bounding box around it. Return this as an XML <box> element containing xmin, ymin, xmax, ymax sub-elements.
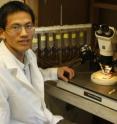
<box><xmin>90</xmin><ymin>0</ymin><xmax>117</xmax><ymax>31</ymax></box>
<box><xmin>94</xmin><ymin>2</ymin><xmax>117</xmax><ymax>11</ymax></box>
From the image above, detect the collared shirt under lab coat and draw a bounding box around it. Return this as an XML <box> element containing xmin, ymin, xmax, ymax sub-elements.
<box><xmin>0</xmin><ymin>41</ymin><xmax>63</xmax><ymax>124</ymax></box>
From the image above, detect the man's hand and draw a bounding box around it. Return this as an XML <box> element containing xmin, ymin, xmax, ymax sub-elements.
<box><xmin>57</xmin><ymin>66</ymin><xmax>75</xmax><ymax>81</ymax></box>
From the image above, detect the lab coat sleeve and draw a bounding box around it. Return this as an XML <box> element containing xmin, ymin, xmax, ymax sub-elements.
<box><xmin>0</xmin><ymin>82</ymin><xmax>27</xmax><ymax>124</ymax></box>
<box><xmin>39</xmin><ymin>67</ymin><xmax>58</xmax><ymax>81</ymax></box>
<box><xmin>0</xmin><ymin>83</ymin><xmax>10</xmax><ymax>124</ymax></box>
<box><xmin>11</xmin><ymin>120</ymin><xmax>26</xmax><ymax>124</ymax></box>
<box><xmin>28</xmin><ymin>49</ymin><xmax>58</xmax><ymax>81</ymax></box>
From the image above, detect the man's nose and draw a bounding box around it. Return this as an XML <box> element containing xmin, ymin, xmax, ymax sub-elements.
<box><xmin>20</xmin><ymin>26</ymin><xmax>28</xmax><ymax>36</ymax></box>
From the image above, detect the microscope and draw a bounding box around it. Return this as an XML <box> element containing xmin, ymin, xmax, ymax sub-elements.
<box><xmin>91</xmin><ymin>24</ymin><xmax>117</xmax><ymax>85</ymax></box>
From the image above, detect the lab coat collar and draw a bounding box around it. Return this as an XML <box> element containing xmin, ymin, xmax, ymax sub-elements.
<box><xmin>0</xmin><ymin>41</ymin><xmax>45</xmax><ymax>98</ymax></box>
<box><xmin>0</xmin><ymin>41</ymin><xmax>35</xmax><ymax>90</ymax></box>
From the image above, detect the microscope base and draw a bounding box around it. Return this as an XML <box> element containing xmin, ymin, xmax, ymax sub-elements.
<box><xmin>91</xmin><ymin>71</ymin><xmax>117</xmax><ymax>85</ymax></box>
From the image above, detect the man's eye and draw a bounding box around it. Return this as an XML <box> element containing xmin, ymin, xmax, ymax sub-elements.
<box><xmin>12</xmin><ymin>25</ymin><xmax>20</xmax><ymax>30</ymax></box>
<box><xmin>26</xmin><ymin>24</ymin><xmax>33</xmax><ymax>29</ymax></box>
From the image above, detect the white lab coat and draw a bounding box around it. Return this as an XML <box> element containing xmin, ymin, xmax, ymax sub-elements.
<box><xmin>0</xmin><ymin>41</ymin><xmax>63</xmax><ymax>124</ymax></box>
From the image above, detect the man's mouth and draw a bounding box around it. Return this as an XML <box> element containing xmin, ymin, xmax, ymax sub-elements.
<box><xmin>19</xmin><ymin>39</ymin><xmax>30</xmax><ymax>45</ymax></box>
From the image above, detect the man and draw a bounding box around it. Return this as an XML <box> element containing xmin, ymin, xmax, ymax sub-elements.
<box><xmin>0</xmin><ymin>1</ymin><xmax>75</xmax><ymax>124</ymax></box>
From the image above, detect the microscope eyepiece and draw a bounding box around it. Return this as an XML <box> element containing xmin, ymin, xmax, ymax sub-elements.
<box><xmin>96</xmin><ymin>24</ymin><xmax>113</xmax><ymax>37</ymax></box>
<box><xmin>100</xmin><ymin>24</ymin><xmax>109</xmax><ymax>32</ymax></box>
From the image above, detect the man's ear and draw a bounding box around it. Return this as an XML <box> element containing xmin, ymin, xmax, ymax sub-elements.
<box><xmin>0</xmin><ymin>28</ymin><xmax>5</xmax><ymax>41</ymax></box>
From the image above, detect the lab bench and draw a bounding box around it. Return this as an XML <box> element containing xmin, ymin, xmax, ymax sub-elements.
<box><xmin>45</xmin><ymin>79</ymin><xmax>117</xmax><ymax>124</ymax></box>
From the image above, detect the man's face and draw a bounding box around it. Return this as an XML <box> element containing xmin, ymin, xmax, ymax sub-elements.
<box><xmin>3</xmin><ymin>11</ymin><xmax>34</xmax><ymax>55</ymax></box>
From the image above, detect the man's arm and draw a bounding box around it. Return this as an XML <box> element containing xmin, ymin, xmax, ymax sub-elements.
<box><xmin>39</xmin><ymin>67</ymin><xmax>58</xmax><ymax>81</ymax></box>
<box><xmin>0</xmin><ymin>86</ymin><xmax>10</xmax><ymax>124</ymax></box>
<box><xmin>0</xmin><ymin>84</ymin><xmax>27</xmax><ymax>124</ymax></box>
<box><xmin>11</xmin><ymin>120</ymin><xmax>26</xmax><ymax>124</ymax></box>
<box><xmin>39</xmin><ymin>66</ymin><xmax>75</xmax><ymax>81</ymax></box>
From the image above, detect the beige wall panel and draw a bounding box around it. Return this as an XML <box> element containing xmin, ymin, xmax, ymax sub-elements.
<box><xmin>25</xmin><ymin>0</ymin><xmax>39</xmax><ymax>26</ymax></box>
<box><xmin>0</xmin><ymin>0</ymin><xmax>23</xmax><ymax>7</ymax></box>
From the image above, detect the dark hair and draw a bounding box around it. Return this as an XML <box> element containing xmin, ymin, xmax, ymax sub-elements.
<box><xmin>0</xmin><ymin>1</ymin><xmax>35</xmax><ymax>29</ymax></box>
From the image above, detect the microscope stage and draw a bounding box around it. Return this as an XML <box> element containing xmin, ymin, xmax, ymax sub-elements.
<box><xmin>91</xmin><ymin>70</ymin><xmax>117</xmax><ymax>85</ymax></box>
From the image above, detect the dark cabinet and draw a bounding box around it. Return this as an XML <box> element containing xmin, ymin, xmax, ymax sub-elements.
<box><xmin>39</xmin><ymin>0</ymin><xmax>61</xmax><ymax>26</ymax></box>
<box><xmin>62</xmin><ymin>0</ymin><xmax>90</xmax><ymax>25</ymax></box>
<box><xmin>90</xmin><ymin>0</ymin><xmax>117</xmax><ymax>28</ymax></box>
<box><xmin>39</xmin><ymin>0</ymin><xmax>90</xmax><ymax>26</ymax></box>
